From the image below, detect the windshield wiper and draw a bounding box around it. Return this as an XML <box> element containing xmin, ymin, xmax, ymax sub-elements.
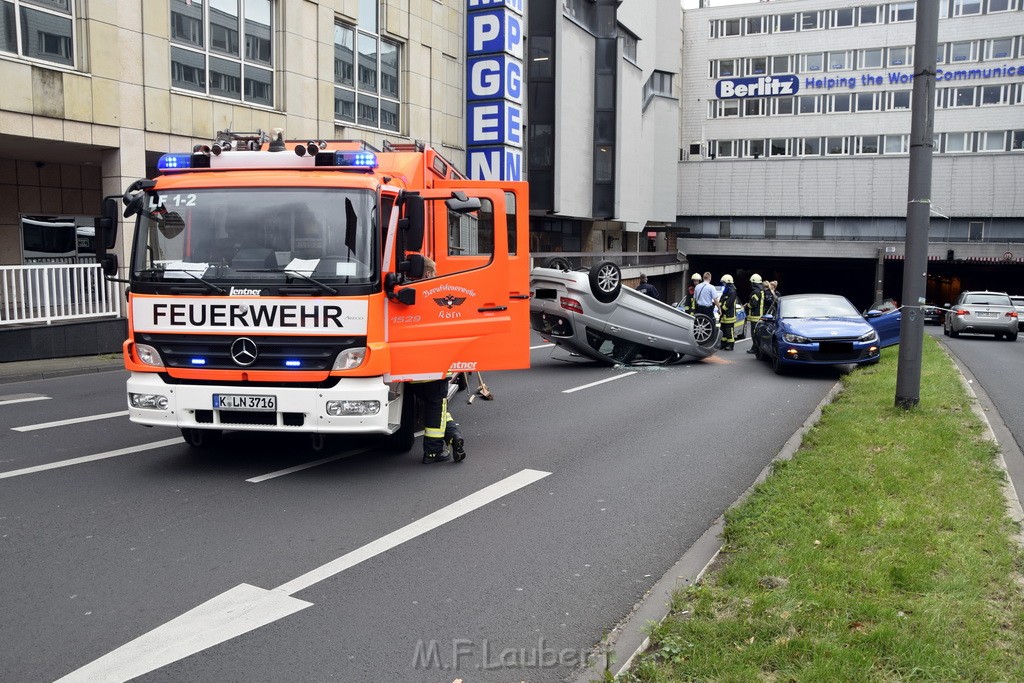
<box><xmin>137</xmin><ymin>267</ymin><xmax>227</xmax><ymax>294</ymax></box>
<box><xmin>237</xmin><ymin>268</ymin><xmax>338</xmax><ymax>295</ymax></box>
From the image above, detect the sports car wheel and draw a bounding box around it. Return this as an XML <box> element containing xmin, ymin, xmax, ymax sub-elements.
<box><xmin>771</xmin><ymin>343</ymin><xmax>786</xmax><ymax>375</ymax></box>
<box><xmin>753</xmin><ymin>339</ymin><xmax>763</xmax><ymax>360</ymax></box>
<box><xmin>589</xmin><ymin>261</ymin><xmax>621</xmax><ymax>304</ymax></box>
<box><xmin>542</xmin><ymin>256</ymin><xmax>573</xmax><ymax>272</ymax></box>
<box><xmin>692</xmin><ymin>313</ymin><xmax>716</xmax><ymax>347</ymax></box>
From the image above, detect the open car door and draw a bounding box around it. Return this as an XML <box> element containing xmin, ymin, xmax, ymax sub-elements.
<box><xmin>385</xmin><ymin>182</ymin><xmax>530</xmax><ymax>380</ymax></box>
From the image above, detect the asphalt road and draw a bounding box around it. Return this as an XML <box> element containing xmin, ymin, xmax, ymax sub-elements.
<box><xmin>1</xmin><ymin>334</ymin><xmax>841</xmax><ymax>682</ymax></box>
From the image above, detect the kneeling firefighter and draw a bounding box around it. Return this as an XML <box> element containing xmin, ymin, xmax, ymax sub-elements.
<box><xmin>718</xmin><ymin>274</ymin><xmax>738</xmax><ymax>351</ymax></box>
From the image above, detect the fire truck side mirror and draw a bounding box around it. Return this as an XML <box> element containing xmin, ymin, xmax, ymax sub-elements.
<box><xmin>99</xmin><ymin>254</ymin><xmax>119</xmax><ymax>277</ymax></box>
<box><xmin>400</xmin><ymin>194</ymin><xmax>425</xmax><ymax>251</ymax></box>
<box><xmin>96</xmin><ymin>196</ymin><xmax>119</xmax><ymax>250</ymax></box>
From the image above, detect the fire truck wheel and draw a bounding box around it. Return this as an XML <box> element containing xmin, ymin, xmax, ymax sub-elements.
<box><xmin>181</xmin><ymin>428</ymin><xmax>221</xmax><ymax>448</ymax></box>
<box><xmin>385</xmin><ymin>393</ymin><xmax>416</xmax><ymax>453</ymax></box>
<box><xmin>589</xmin><ymin>261</ymin><xmax>621</xmax><ymax>304</ymax></box>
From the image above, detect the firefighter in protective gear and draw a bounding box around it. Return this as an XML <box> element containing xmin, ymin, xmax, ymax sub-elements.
<box><xmin>718</xmin><ymin>274</ymin><xmax>739</xmax><ymax>351</ymax></box>
<box><xmin>745</xmin><ymin>273</ymin><xmax>767</xmax><ymax>352</ymax></box>
<box><xmin>683</xmin><ymin>272</ymin><xmax>702</xmax><ymax>314</ymax></box>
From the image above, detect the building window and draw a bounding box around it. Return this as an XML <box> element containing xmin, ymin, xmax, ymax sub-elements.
<box><xmin>797</xmin><ymin>95</ymin><xmax>820</xmax><ymax>114</ymax></box>
<box><xmin>889</xmin><ymin>2</ymin><xmax>915</xmax><ymax>22</ymax></box>
<box><xmin>773</xmin><ymin>96</ymin><xmax>795</xmax><ymax>115</ymax></box>
<box><xmin>832</xmin><ymin>7</ymin><xmax>854</xmax><ymax>27</ymax></box>
<box><xmin>951</xmin><ymin>87</ymin><xmax>976</xmax><ymax>107</ymax></box>
<box><xmin>980</xmin><ymin>85</ymin><xmax>1006</xmax><ymax>105</ymax></box>
<box><xmin>715</xmin><ymin>58</ymin><xmax>738</xmax><ymax>77</ymax></box>
<box><xmin>719</xmin><ymin>100</ymin><xmax>739</xmax><ymax>118</ymax></box>
<box><xmin>774</xmin><ymin>13</ymin><xmax>796</xmax><ymax>32</ymax></box>
<box><xmin>888</xmin><ymin>46</ymin><xmax>912</xmax><ymax>66</ymax></box>
<box><xmin>831</xmin><ymin>93</ymin><xmax>852</xmax><ymax>113</ymax></box>
<box><xmin>744</xmin><ymin>98</ymin><xmax>764</xmax><ymax>116</ymax></box>
<box><xmin>620</xmin><ymin>29</ymin><xmax>637</xmax><ymax>64</ymax></box>
<box><xmin>715</xmin><ymin>140</ymin><xmax>737</xmax><ymax>158</ymax></box>
<box><xmin>825</xmin><ymin>136</ymin><xmax>848</xmax><ymax>155</ymax></box>
<box><xmin>800</xmin><ymin>11</ymin><xmax>822</xmax><ymax>30</ymax></box>
<box><xmin>985</xmin><ymin>37</ymin><xmax>1013</xmax><ymax>60</ymax></box>
<box><xmin>747</xmin><ymin>56</ymin><xmax>767</xmax><ymax>75</ymax></box>
<box><xmin>800</xmin><ymin>137</ymin><xmax>822</xmax><ymax>156</ymax></box>
<box><xmin>768</xmin><ymin>139</ymin><xmax>791</xmax><ymax>157</ymax></box>
<box><xmin>764</xmin><ymin>219</ymin><xmax>777</xmax><ymax>238</ymax></box>
<box><xmin>334</xmin><ymin>5</ymin><xmax>401</xmax><ymax>132</ymax></box>
<box><xmin>644</xmin><ymin>70</ymin><xmax>673</xmax><ymax>101</ymax></box>
<box><xmin>746</xmin><ymin>139</ymin><xmax>766</xmax><ymax>158</ymax></box>
<box><xmin>979</xmin><ymin>131</ymin><xmax>1005</xmax><ymax>151</ymax></box>
<box><xmin>811</xmin><ymin>220</ymin><xmax>825</xmax><ymax>239</ymax></box>
<box><xmin>719</xmin><ymin>220</ymin><xmax>731</xmax><ymax>237</ymax></box>
<box><xmin>953</xmin><ymin>0</ymin><xmax>982</xmax><ymax>15</ymax></box>
<box><xmin>170</xmin><ymin>0</ymin><xmax>273</xmax><ymax>106</ymax></box>
<box><xmin>936</xmin><ymin>43</ymin><xmax>947</xmax><ymax>65</ymax></box>
<box><xmin>1012</xmin><ymin>130</ymin><xmax>1024</xmax><ymax>150</ymax></box>
<box><xmin>0</xmin><ymin>0</ymin><xmax>74</xmax><ymax>67</ymax></box>
<box><xmin>887</xmin><ymin>90</ymin><xmax>910</xmax><ymax>110</ymax></box>
<box><xmin>803</xmin><ymin>52</ymin><xmax>824</xmax><ymax>72</ymax></box>
<box><xmin>945</xmin><ymin>132</ymin><xmax>973</xmax><ymax>153</ymax></box>
<box><xmin>987</xmin><ymin>0</ymin><xmax>1016</xmax><ymax>12</ymax></box>
<box><xmin>858</xmin><ymin>48</ymin><xmax>883</xmax><ymax>69</ymax></box>
<box><xmin>745</xmin><ymin>16</ymin><xmax>765</xmax><ymax>35</ymax></box>
<box><xmin>856</xmin><ymin>136</ymin><xmax>880</xmax><ymax>154</ymax></box>
<box><xmin>771</xmin><ymin>55</ymin><xmax>792</xmax><ymax>74</ymax></box>
<box><xmin>829</xmin><ymin>51</ymin><xmax>851</xmax><ymax>70</ymax></box>
<box><xmin>968</xmin><ymin>221</ymin><xmax>984</xmax><ymax>240</ymax></box>
<box><xmin>859</xmin><ymin>5</ymin><xmax>882</xmax><ymax>24</ymax></box>
<box><xmin>950</xmin><ymin>41</ymin><xmax>975</xmax><ymax>62</ymax></box>
<box><xmin>721</xmin><ymin>18</ymin><xmax>740</xmax><ymax>36</ymax></box>
<box><xmin>883</xmin><ymin>134</ymin><xmax>908</xmax><ymax>154</ymax></box>
<box><xmin>856</xmin><ymin>92</ymin><xmax>879</xmax><ymax>112</ymax></box>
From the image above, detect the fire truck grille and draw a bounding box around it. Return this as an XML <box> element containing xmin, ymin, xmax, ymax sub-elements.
<box><xmin>139</xmin><ymin>334</ymin><xmax>367</xmax><ymax>371</ymax></box>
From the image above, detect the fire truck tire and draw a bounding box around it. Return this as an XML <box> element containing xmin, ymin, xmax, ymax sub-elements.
<box><xmin>589</xmin><ymin>261</ymin><xmax>621</xmax><ymax>304</ymax></box>
<box><xmin>181</xmin><ymin>428</ymin><xmax>221</xmax><ymax>448</ymax></box>
<box><xmin>385</xmin><ymin>393</ymin><xmax>416</xmax><ymax>453</ymax></box>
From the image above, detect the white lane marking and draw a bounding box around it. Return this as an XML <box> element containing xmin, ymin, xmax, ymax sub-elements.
<box><xmin>55</xmin><ymin>468</ymin><xmax>552</xmax><ymax>683</ymax></box>
<box><xmin>562</xmin><ymin>371</ymin><xmax>637</xmax><ymax>394</ymax></box>
<box><xmin>0</xmin><ymin>438</ymin><xmax>183</xmax><ymax>480</ymax></box>
<box><xmin>531</xmin><ymin>343</ymin><xmax>555</xmax><ymax>349</ymax></box>
<box><xmin>12</xmin><ymin>410</ymin><xmax>128</xmax><ymax>432</ymax></box>
<box><xmin>0</xmin><ymin>395</ymin><xmax>50</xmax><ymax>407</ymax></box>
<box><xmin>246</xmin><ymin>447</ymin><xmax>376</xmax><ymax>483</ymax></box>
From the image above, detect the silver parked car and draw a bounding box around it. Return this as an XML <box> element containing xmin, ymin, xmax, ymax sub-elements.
<box><xmin>944</xmin><ymin>291</ymin><xmax>1019</xmax><ymax>341</ymax></box>
<box><xmin>530</xmin><ymin>258</ymin><xmax>720</xmax><ymax>365</ymax></box>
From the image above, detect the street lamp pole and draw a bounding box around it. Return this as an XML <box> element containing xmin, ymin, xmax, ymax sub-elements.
<box><xmin>895</xmin><ymin>0</ymin><xmax>940</xmax><ymax>409</ymax></box>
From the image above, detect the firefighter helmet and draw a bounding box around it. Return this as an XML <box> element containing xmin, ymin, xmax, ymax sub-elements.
<box><xmin>720</xmin><ymin>274</ymin><xmax>734</xmax><ymax>284</ymax></box>
<box><xmin>691</xmin><ymin>272</ymin><xmax>702</xmax><ymax>282</ymax></box>
<box><xmin>750</xmin><ymin>273</ymin><xmax>763</xmax><ymax>284</ymax></box>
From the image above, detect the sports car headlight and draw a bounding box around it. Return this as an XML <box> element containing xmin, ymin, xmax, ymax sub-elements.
<box><xmin>858</xmin><ymin>330</ymin><xmax>879</xmax><ymax>343</ymax></box>
<box><xmin>783</xmin><ymin>333</ymin><xmax>811</xmax><ymax>344</ymax></box>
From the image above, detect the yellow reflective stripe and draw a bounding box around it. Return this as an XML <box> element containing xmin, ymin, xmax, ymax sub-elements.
<box><xmin>424</xmin><ymin>426</ymin><xmax>446</xmax><ymax>438</ymax></box>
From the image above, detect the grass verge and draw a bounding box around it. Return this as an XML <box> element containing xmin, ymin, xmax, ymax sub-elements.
<box><xmin>626</xmin><ymin>335</ymin><xmax>1024</xmax><ymax>681</ymax></box>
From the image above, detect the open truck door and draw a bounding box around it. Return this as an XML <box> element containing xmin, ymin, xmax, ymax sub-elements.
<box><xmin>384</xmin><ymin>182</ymin><xmax>530</xmax><ymax>380</ymax></box>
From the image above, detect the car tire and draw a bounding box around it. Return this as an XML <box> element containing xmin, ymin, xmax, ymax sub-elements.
<box><xmin>692</xmin><ymin>313</ymin><xmax>717</xmax><ymax>347</ymax></box>
<box><xmin>752</xmin><ymin>339</ymin><xmax>763</xmax><ymax>360</ymax></box>
<box><xmin>943</xmin><ymin>323</ymin><xmax>950</xmax><ymax>336</ymax></box>
<box><xmin>771</xmin><ymin>342</ymin><xmax>786</xmax><ymax>375</ymax></box>
<box><xmin>1008</xmin><ymin>331</ymin><xmax>1018</xmax><ymax>342</ymax></box>
<box><xmin>949</xmin><ymin>327</ymin><xmax>960</xmax><ymax>338</ymax></box>
<box><xmin>589</xmin><ymin>261</ymin><xmax>621</xmax><ymax>304</ymax></box>
<box><xmin>542</xmin><ymin>256</ymin><xmax>573</xmax><ymax>272</ymax></box>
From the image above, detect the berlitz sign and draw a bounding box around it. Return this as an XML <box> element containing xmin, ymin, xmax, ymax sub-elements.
<box><xmin>466</xmin><ymin>0</ymin><xmax>523</xmax><ymax>181</ymax></box>
<box><xmin>715</xmin><ymin>75</ymin><xmax>800</xmax><ymax>99</ymax></box>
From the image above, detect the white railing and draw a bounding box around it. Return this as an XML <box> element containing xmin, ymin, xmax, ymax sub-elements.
<box><xmin>0</xmin><ymin>263</ymin><xmax>123</xmax><ymax>326</ymax></box>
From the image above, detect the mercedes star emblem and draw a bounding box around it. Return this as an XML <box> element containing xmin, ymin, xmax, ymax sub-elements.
<box><xmin>230</xmin><ymin>337</ymin><xmax>258</xmax><ymax>366</ymax></box>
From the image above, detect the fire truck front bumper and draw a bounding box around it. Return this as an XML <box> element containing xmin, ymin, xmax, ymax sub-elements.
<box><xmin>126</xmin><ymin>372</ymin><xmax>399</xmax><ymax>434</ymax></box>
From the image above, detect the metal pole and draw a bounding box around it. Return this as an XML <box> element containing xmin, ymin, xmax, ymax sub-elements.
<box><xmin>895</xmin><ymin>0</ymin><xmax>939</xmax><ymax>410</ymax></box>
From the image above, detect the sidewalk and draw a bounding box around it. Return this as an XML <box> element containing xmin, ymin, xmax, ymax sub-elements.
<box><xmin>0</xmin><ymin>354</ymin><xmax>125</xmax><ymax>384</ymax></box>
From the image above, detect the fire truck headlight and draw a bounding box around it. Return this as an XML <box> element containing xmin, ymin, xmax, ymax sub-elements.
<box><xmin>325</xmin><ymin>400</ymin><xmax>380</xmax><ymax>416</ymax></box>
<box><xmin>333</xmin><ymin>347</ymin><xmax>367</xmax><ymax>370</ymax></box>
<box><xmin>129</xmin><ymin>393</ymin><xmax>169</xmax><ymax>410</ymax></box>
<box><xmin>135</xmin><ymin>344</ymin><xmax>165</xmax><ymax>368</ymax></box>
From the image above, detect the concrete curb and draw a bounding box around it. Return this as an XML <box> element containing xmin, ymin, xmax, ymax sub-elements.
<box><xmin>0</xmin><ymin>357</ymin><xmax>125</xmax><ymax>385</ymax></box>
<box><xmin>572</xmin><ymin>380</ymin><xmax>844</xmax><ymax>683</ymax></box>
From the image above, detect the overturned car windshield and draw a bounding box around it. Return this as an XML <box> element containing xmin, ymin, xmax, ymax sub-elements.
<box><xmin>132</xmin><ymin>188</ymin><xmax>377</xmax><ymax>287</ymax></box>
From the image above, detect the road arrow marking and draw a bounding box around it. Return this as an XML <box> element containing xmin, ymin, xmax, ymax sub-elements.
<box><xmin>55</xmin><ymin>468</ymin><xmax>552</xmax><ymax>682</ymax></box>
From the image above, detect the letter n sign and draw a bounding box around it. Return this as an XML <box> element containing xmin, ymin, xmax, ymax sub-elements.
<box><xmin>466</xmin><ymin>0</ymin><xmax>524</xmax><ymax>181</ymax></box>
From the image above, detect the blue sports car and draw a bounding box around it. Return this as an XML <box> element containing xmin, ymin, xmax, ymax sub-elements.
<box><xmin>751</xmin><ymin>293</ymin><xmax>901</xmax><ymax>374</ymax></box>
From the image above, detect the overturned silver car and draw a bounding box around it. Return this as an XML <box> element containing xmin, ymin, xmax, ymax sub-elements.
<box><xmin>529</xmin><ymin>258</ymin><xmax>721</xmax><ymax>365</ymax></box>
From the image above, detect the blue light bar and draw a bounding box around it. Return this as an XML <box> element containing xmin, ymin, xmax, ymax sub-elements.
<box><xmin>285</xmin><ymin>359</ymin><xmax>302</xmax><ymax>367</ymax></box>
<box><xmin>158</xmin><ymin>153</ymin><xmax>193</xmax><ymax>171</ymax></box>
<box><xmin>190</xmin><ymin>357</ymin><xmax>207</xmax><ymax>366</ymax></box>
<box><xmin>334</xmin><ymin>151</ymin><xmax>377</xmax><ymax>168</ymax></box>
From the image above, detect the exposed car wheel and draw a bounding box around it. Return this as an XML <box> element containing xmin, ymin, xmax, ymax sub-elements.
<box><xmin>542</xmin><ymin>256</ymin><xmax>573</xmax><ymax>272</ymax></box>
<box><xmin>943</xmin><ymin>323</ymin><xmax>950</xmax><ymax>336</ymax></box>
<box><xmin>949</xmin><ymin>327</ymin><xmax>960</xmax><ymax>338</ymax></box>
<box><xmin>692</xmin><ymin>313</ymin><xmax>717</xmax><ymax>347</ymax></box>
<box><xmin>1008</xmin><ymin>331</ymin><xmax>1018</xmax><ymax>342</ymax></box>
<box><xmin>589</xmin><ymin>261</ymin><xmax>621</xmax><ymax>304</ymax></box>
<box><xmin>752</xmin><ymin>339</ymin><xmax>763</xmax><ymax>360</ymax></box>
<box><xmin>771</xmin><ymin>342</ymin><xmax>786</xmax><ymax>375</ymax></box>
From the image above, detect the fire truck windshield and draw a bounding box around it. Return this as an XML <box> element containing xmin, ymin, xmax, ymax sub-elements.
<box><xmin>131</xmin><ymin>187</ymin><xmax>378</xmax><ymax>289</ymax></box>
